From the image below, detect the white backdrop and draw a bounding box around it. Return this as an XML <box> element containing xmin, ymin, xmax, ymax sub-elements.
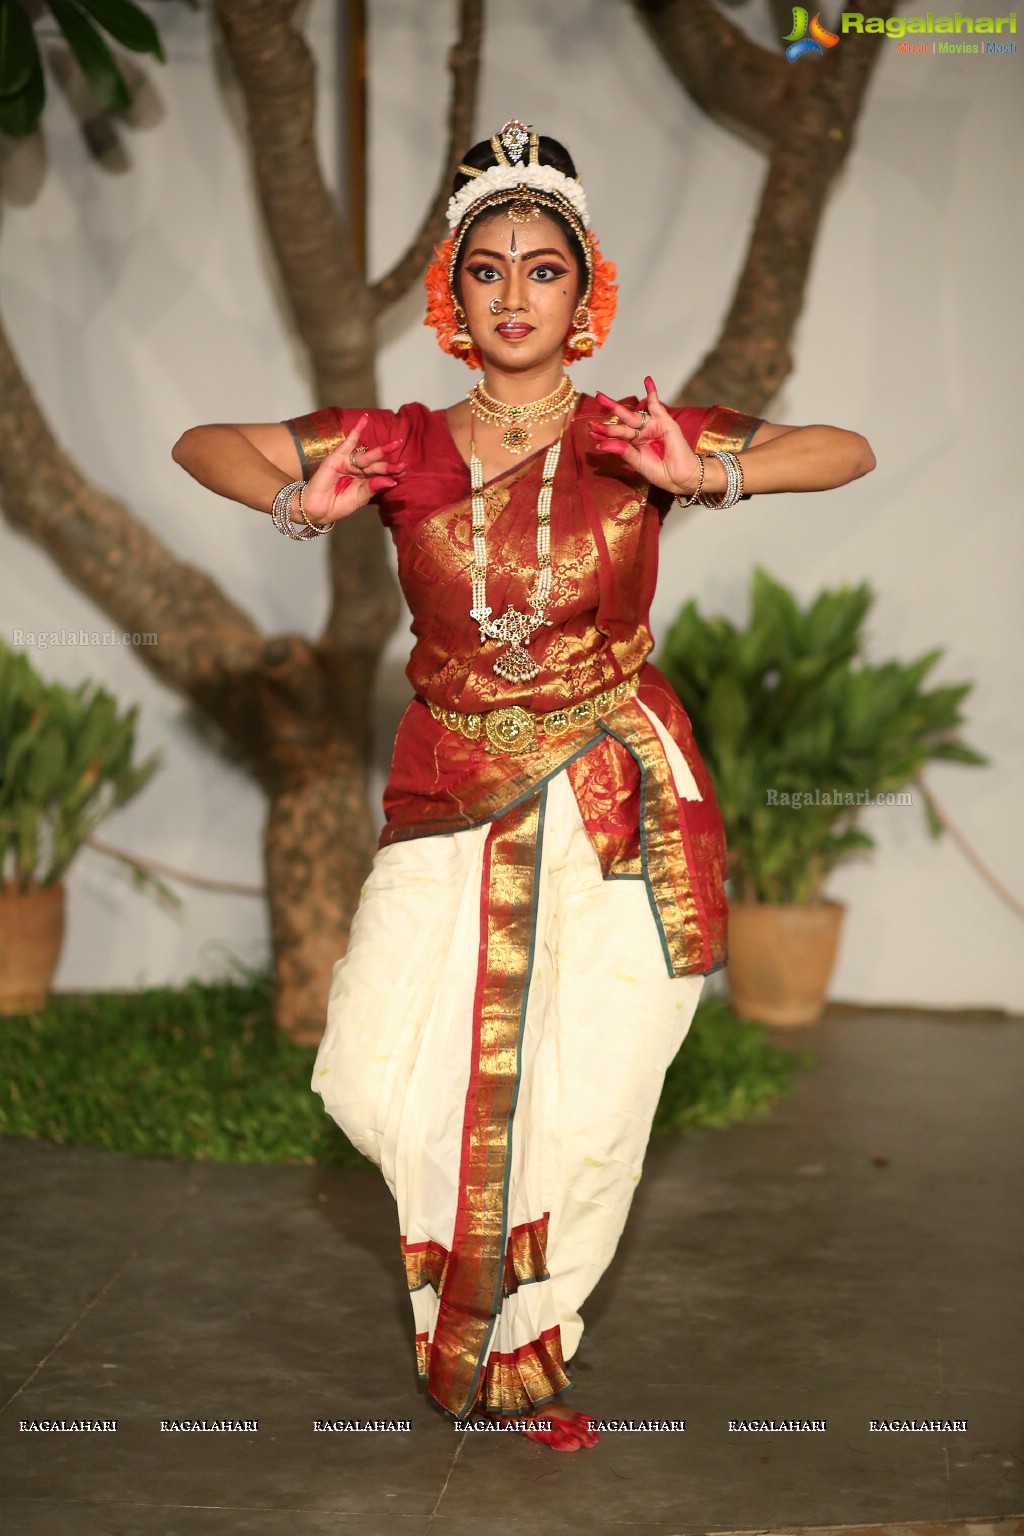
<box><xmin>1</xmin><ymin>0</ymin><xmax>1021</xmax><ymax>1009</ymax></box>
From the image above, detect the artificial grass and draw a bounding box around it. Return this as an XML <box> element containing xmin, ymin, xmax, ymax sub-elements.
<box><xmin>0</xmin><ymin>975</ymin><xmax>814</xmax><ymax>1168</ymax></box>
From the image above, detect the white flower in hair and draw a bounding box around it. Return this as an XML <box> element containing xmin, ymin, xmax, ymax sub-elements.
<box><xmin>446</xmin><ymin>162</ymin><xmax>591</xmax><ymax>232</ymax></box>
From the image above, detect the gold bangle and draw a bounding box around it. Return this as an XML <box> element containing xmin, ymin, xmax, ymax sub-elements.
<box><xmin>673</xmin><ymin>454</ymin><xmax>706</xmax><ymax>508</ymax></box>
<box><xmin>298</xmin><ymin>482</ymin><xmax>332</xmax><ymax>536</ymax></box>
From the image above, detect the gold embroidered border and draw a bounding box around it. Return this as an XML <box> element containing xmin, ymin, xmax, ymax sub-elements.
<box><xmin>401</xmin><ymin>1237</ymin><xmax>449</xmax><ymax>1294</ymax></box>
<box><xmin>402</xmin><ymin>1213</ymin><xmax>550</xmax><ymax>1299</ymax></box>
<box><xmin>601</xmin><ymin>706</ymin><xmax>710</xmax><ymax>976</ymax></box>
<box><xmin>416</xmin><ymin>1324</ymin><xmax>570</xmax><ymax>1417</ymax></box>
<box><xmin>503</xmin><ymin>1212</ymin><xmax>550</xmax><ymax>1295</ymax></box>
<box><xmin>696</xmin><ymin>405</ymin><xmax>764</xmax><ymax>455</ymax></box>
<box><xmin>283</xmin><ymin>406</ymin><xmax>349</xmax><ymax>477</ymax></box>
<box><xmin>477</xmin><ymin>1323</ymin><xmax>569</xmax><ymax>1415</ymax></box>
<box><xmin>425</xmin><ymin>789</ymin><xmax>545</xmax><ymax>1417</ymax></box>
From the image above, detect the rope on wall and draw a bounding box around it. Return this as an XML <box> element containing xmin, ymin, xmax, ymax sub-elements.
<box><xmin>914</xmin><ymin>779</ymin><xmax>1024</xmax><ymax>923</ymax></box>
<box><xmin>85</xmin><ymin>836</ymin><xmax>266</xmax><ymax>898</ymax></box>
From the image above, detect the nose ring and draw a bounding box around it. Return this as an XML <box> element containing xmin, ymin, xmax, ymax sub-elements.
<box><xmin>489</xmin><ymin>297</ymin><xmax>503</xmax><ymax>315</ymax></box>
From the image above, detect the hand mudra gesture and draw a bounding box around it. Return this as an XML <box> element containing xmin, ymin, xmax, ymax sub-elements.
<box><xmin>301</xmin><ymin>414</ymin><xmax>407</xmax><ymax>527</ymax></box>
<box><xmin>586</xmin><ymin>377</ymin><xmax>701</xmax><ymax>497</ymax></box>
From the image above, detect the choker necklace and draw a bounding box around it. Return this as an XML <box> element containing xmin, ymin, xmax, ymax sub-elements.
<box><xmin>467</xmin><ymin>375</ymin><xmax>578</xmax><ymax>455</ymax></box>
<box><xmin>469</xmin><ymin>430</ymin><xmax>565</xmax><ymax>683</ymax></box>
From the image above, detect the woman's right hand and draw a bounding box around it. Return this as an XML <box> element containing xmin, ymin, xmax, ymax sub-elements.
<box><xmin>300</xmin><ymin>414</ymin><xmax>407</xmax><ymax>526</ymax></box>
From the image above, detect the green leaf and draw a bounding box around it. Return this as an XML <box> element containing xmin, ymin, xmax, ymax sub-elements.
<box><xmin>927</xmin><ymin>740</ymin><xmax>989</xmax><ymax>767</ymax></box>
<box><xmin>45</xmin><ymin>0</ymin><xmax>131</xmax><ymax>113</ymax></box>
<box><xmin>0</xmin><ymin>18</ymin><xmax>43</xmax><ymax>136</ymax></box>
<box><xmin>656</xmin><ymin>568</ymin><xmax>987</xmax><ymax>900</ymax></box>
<box><xmin>0</xmin><ymin>0</ymin><xmax>37</xmax><ymax>96</ymax></box>
<box><xmin>705</xmin><ymin>674</ymin><xmax>749</xmax><ymax>753</ymax></box>
<box><xmin>78</xmin><ymin>0</ymin><xmax>164</xmax><ymax>61</ymax></box>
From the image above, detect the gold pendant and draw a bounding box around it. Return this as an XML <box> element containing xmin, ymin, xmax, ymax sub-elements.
<box><xmin>502</xmin><ymin>425</ymin><xmax>533</xmax><ymax>454</ymax></box>
<box><xmin>486</xmin><ymin>606</ymin><xmax>542</xmax><ymax>682</ymax></box>
<box><xmin>493</xmin><ymin>644</ymin><xmax>540</xmax><ymax>683</ymax></box>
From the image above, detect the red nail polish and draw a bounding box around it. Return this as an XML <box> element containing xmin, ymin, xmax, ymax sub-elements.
<box><xmin>644</xmin><ymin>376</ymin><xmax>656</xmax><ymax>395</ymax></box>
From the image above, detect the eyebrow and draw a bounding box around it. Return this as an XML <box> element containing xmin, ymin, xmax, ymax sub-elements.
<box><xmin>464</xmin><ymin>247</ymin><xmax>569</xmax><ymax>262</ymax></box>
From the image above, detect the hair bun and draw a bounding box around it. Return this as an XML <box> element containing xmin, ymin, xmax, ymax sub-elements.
<box><xmin>452</xmin><ymin>133</ymin><xmax>578</xmax><ymax>196</ymax></box>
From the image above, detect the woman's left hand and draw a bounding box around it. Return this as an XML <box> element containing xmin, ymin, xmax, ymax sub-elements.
<box><xmin>587</xmin><ymin>377</ymin><xmax>701</xmax><ymax>495</ymax></box>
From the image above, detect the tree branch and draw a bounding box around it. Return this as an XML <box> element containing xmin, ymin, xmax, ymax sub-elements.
<box><xmin>677</xmin><ymin>2</ymin><xmax>896</xmax><ymax>414</ymax></box>
<box><xmin>208</xmin><ymin>2</ymin><xmax>404</xmax><ymax>674</ymax></box>
<box><xmin>369</xmin><ymin>0</ymin><xmax>484</xmax><ymax>313</ymax></box>
<box><xmin>0</xmin><ymin>308</ymin><xmax>269</xmax><ymax>748</ymax></box>
<box><xmin>211</xmin><ymin>0</ymin><xmax>372</xmax><ymax>396</ymax></box>
<box><xmin>633</xmin><ymin>0</ymin><xmax>787</xmax><ymax>139</ymax></box>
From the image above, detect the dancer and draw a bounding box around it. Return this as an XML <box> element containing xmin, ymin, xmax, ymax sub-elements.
<box><xmin>172</xmin><ymin>122</ymin><xmax>874</xmax><ymax>1451</ymax></box>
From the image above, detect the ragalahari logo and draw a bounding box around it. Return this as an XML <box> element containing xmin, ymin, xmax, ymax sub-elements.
<box><xmin>784</xmin><ymin>7</ymin><xmax>841</xmax><ymax>60</ymax></box>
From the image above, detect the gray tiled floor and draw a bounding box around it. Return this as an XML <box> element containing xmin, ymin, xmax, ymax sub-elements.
<box><xmin>1</xmin><ymin>1006</ymin><xmax>1022</xmax><ymax>1534</ymax></box>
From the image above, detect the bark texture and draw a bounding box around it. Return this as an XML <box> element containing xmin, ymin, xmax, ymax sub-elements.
<box><xmin>1</xmin><ymin>0</ymin><xmax>483</xmax><ymax>1041</ymax></box>
<box><xmin>3</xmin><ymin>0</ymin><xmax>886</xmax><ymax>1037</ymax></box>
<box><xmin>638</xmin><ymin>0</ymin><xmax>895</xmax><ymax>415</ymax></box>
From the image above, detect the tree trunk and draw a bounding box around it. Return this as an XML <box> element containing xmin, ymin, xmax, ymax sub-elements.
<box><xmin>1</xmin><ymin>2</ymin><xmax>482</xmax><ymax>1041</ymax></box>
<box><xmin>2</xmin><ymin>0</ymin><xmax>890</xmax><ymax>1037</ymax></box>
<box><xmin>255</xmin><ymin>636</ymin><xmax>379</xmax><ymax>1042</ymax></box>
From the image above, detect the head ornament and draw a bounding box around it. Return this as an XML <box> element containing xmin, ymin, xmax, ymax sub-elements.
<box><xmin>424</xmin><ymin>120</ymin><xmax>617</xmax><ymax>369</ymax></box>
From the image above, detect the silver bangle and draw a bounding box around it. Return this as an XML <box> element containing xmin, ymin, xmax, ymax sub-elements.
<box><xmin>271</xmin><ymin>480</ymin><xmax>323</xmax><ymax>540</ymax></box>
<box><xmin>697</xmin><ymin>450</ymin><xmax>744</xmax><ymax>510</ymax></box>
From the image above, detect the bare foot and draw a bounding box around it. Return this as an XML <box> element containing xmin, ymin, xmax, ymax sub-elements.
<box><xmin>524</xmin><ymin>1400</ymin><xmax>598</xmax><ymax>1449</ymax></box>
<box><xmin>468</xmin><ymin>1398</ymin><xmax>598</xmax><ymax>1449</ymax></box>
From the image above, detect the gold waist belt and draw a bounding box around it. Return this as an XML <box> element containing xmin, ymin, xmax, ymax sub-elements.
<box><xmin>427</xmin><ymin>674</ymin><xmax>640</xmax><ymax>756</ymax></box>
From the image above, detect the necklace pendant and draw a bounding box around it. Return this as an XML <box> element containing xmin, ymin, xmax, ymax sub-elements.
<box><xmin>501</xmin><ymin>425</ymin><xmax>533</xmax><ymax>454</ymax></box>
<box><xmin>493</xmin><ymin>644</ymin><xmax>541</xmax><ymax>684</ymax></box>
<box><xmin>487</xmin><ymin>605</ymin><xmax>542</xmax><ymax>683</ymax></box>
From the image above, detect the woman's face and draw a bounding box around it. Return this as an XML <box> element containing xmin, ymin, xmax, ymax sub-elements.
<box><xmin>456</xmin><ymin>210</ymin><xmax>581</xmax><ymax>373</ymax></box>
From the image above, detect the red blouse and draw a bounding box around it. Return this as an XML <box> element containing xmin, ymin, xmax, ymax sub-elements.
<box><xmin>284</xmin><ymin>393</ymin><xmax>762</xmax><ymax>977</ymax></box>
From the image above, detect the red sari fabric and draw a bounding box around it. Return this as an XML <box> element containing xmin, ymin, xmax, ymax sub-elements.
<box><xmin>284</xmin><ymin>393</ymin><xmax>762</xmax><ymax>978</ymax></box>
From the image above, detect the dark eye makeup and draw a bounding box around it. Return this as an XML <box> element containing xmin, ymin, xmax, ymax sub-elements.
<box><xmin>466</xmin><ymin>263</ymin><xmax>571</xmax><ymax>287</ymax></box>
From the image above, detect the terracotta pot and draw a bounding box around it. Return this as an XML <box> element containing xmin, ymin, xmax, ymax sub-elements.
<box><xmin>0</xmin><ymin>883</ymin><xmax>66</xmax><ymax>1015</ymax></box>
<box><xmin>726</xmin><ymin>899</ymin><xmax>845</xmax><ymax>1028</ymax></box>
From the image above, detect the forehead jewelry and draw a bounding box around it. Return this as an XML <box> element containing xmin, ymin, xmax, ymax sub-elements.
<box><xmin>469</xmin><ymin>430</ymin><xmax>564</xmax><ymax>684</ymax></box>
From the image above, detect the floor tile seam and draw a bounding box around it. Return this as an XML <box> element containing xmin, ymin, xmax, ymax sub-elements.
<box><xmin>0</xmin><ymin>1163</ymin><xmax>209</xmax><ymax>1420</ymax></box>
<box><xmin>424</xmin><ymin>1429</ymin><xmax>467</xmax><ymax>1533</ymax></box>
<box><xmin>694</xmin><ymin>1520</ymin><xmax>1024</xmax><ymax>1536</ymax></box>
<box><xmin>0</xmin><ymin>1492</ymin><xmax>444</xmax><ymax>1515</ymax></box>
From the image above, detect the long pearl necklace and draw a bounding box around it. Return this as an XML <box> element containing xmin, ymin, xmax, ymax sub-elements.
<box><xmin>468</xmin><ymin>375</ymin><xmax>578</xmax><ymax>454</ymax></box>
<box><xmin>469</xmin><ymin>432</ymin><xmax>563</xmax><ymax>683</ymax></box>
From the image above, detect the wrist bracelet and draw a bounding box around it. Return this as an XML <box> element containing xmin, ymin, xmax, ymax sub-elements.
<box><xmin>298</xmin><ymin>482</ymin><xmax>332</xmax><ymax>536</ymax></box>
<box><xmin>697</xmin><ymin>450</ymin><xmax>744</xmax><ymax>510</ymax></box>
<box><xmin>673</xmin><ymin>454</ymin><xmax>706</xmax><ymax>508</ymax></box>
<box><xmin>272</xmin><ymin>480</ymin><xmax>329</xmax><ymax>540</ymax></box>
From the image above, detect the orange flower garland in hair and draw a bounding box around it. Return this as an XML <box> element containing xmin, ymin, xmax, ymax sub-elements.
<box><xmin>423</xmin><ymin>230</ymin><xmax>618</xmax><ymax>370</ymax></box>
<box><xmin>579</xmin><ymin>235</ymin><xmax>618</xmax><ymax>363</ymax></box>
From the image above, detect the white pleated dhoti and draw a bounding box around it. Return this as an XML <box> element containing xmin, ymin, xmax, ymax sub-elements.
<box><xmin>311</xmin><ymin>701</ymin><xmax>705</xmax><ymax>1419</ymax></box>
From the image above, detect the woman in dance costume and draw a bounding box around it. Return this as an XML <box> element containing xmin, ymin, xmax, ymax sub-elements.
<box><xmin>173</xmin><ymin>122</ymin><xmax>874</xmax><ymax>1452</ymax></box>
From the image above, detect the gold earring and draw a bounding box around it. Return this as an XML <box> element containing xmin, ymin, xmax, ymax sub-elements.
<box><xmin>451</xmin><ymin>301</ymin><xmax>473</xmax><ymax>353</ymax></box>
<box><xmin>568</xmin><ymin>303</ymin><xmax>597</xmax><ymax>355</ymax></box>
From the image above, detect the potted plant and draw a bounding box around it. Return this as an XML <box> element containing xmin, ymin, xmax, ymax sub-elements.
<box><xmin>656</xmin><ymin>569</ymin><xmax>987</xmax><ymax>1026</ymax></box>
<box><xmin>0</xmin><ymin>639</ymin><xmax>167</xmax><ymax>1014</ymax></box>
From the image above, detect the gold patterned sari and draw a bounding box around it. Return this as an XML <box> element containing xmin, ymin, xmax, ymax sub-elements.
<box><xmin>288</xmin><ymin>392</ymin><xmax>761</xmax><ymax>1418</ymax></box>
